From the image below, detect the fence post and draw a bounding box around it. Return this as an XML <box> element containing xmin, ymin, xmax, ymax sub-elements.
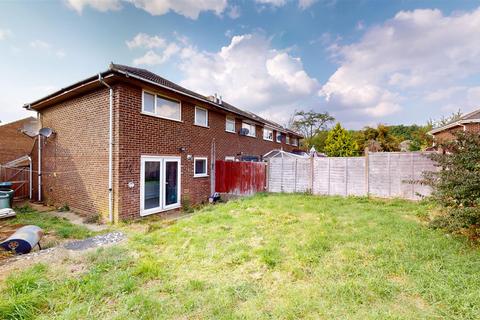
<box><xmin>345</xmin><ymin>157</ymin><xmax>348</xmax><ymax>196</ymax></box>
<box><xmin>281</xmin><ymin>152</ymin><xmax>284</xmax><ymax>192</ymax></box>
<box><xmin>365</xmin><ymin>147</ymin><xmax>369</xmax><ymax>197</ymax></box>
<box><xmin>265</xmin><ymin>161</ymin><xmax>269</xmax><ymax>192</ymax></box>
<box><xmin>310</xmin><ymin>156</ymin><xmax>314</xmax><ymax>194</ymax></box>
<box><xmin>411</xmin><ymin>153</ymin><xmax>415</xmax><ymax>199</ymax></box>
<box><xmin>327</xmin><ymin>157</ymin><xmax>331</xmax><ymax>195</ymax></box>
<box><xmin>294</xmin><ymin>159</ymin><xmax>298</xmax><ymax>193</ymax></box>
<box><xmin>388</xmin><ymin>153</ymin><xmax>391</xmax><ymax>197</ymax></box>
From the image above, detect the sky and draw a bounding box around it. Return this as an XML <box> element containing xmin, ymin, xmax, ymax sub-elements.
<box><xmin>1</xmin><ymin>0</ymin><xmax>480</xmax><ymax>129</ymax></box>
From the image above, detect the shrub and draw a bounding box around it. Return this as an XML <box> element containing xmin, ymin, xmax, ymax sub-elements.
<box><xmin>423</xmin><ymin>131</ymin><xmax>480</xmax><ymax>236</ymax></box>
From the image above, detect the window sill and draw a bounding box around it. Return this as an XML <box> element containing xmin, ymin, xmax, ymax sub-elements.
<box><xmin>194</xmin><ymin>123</ymin><xmax>209</xmax><ymax>128</ymax></box>
<box><xmin>263</xmin><ymin>138</ymin><xmax>273</xmax><ymax>142</ymax></box>
<box><xmin>141</xmin><ymin>111</ymin><xmax>183</xmax><ymax>123</ymax></box>
<box><xmin>140</xmin><ymin>204</ymin><xmax>181</xmax><ymax>217</ymax></box>
<box><xmin>225</xmin><ymin>130</ymin><xmax>236</xmax><ymax>134</ymax></box>
<box><xmin>193</xmin><ymin>174</ymin><xmax>209</xmax><ymax>178</ymax></box>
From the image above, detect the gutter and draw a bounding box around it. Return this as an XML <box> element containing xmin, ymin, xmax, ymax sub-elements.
<box><xmin>428</xmin><ymin>119</ymin><xmax>480</xmax><ymax>135</ymax></box>
<box><xmin>98</xmin><ymin>74</ymin><xmax>114</xmax><ymax>224</ymax></box>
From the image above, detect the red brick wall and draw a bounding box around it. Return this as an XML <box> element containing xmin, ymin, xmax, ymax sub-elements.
<box><xmin>0</xmin><ymin>117</ymin><xmax>36</xmax><ymax>165</ymax></box>
<box><xmin>433</xmin><ymin>123</ymin><xmax>480</xmax><ymax>143</ymax></box>
<box><xmin>34</xmin><ymin>88</ymin><xmax>111</xmax><ymax>219</ymax></box>
<box><xmin>116</xmin><ymin>83</ymin><xmax>296</xmax><ymax>220</ymax></box>
<box><xmin>34</xmin><ymin>81</ymin><xmax>298</xmax><ymax>221</ymax></box>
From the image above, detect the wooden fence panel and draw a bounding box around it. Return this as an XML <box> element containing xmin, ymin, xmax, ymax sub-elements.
<box><xmin>215</xmin><ymin>160</ymin><xmax>266</xmax><ymax>195</ymax></box>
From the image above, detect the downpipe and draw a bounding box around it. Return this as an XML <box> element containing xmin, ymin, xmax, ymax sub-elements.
<box><xmin>98</xmin><ymin>74</ymin><xmax>114</xmax><ymax>224</ymax></box>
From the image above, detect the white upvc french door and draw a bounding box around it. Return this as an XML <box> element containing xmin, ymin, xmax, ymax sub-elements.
<box><xmin>140</xmin><ymin>156</ymin><xmax>181</xmax><ymax>216</ymax></box>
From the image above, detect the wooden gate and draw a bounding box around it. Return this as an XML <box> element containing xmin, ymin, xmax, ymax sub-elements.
<box><xmin>215</xmin><ymin>160</ymin><xmax>267</xmax><ymax>195</ymax></box>
<box><xmin>0</xmin><ymin>166</ymin><xmax>31</xmax><ymax>200</ymax></box>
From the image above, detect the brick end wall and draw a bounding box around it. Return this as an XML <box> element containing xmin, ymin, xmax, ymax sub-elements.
<box><xmin>117</xmin><ymin>83</ymin><xmax>296</xmax><ymax>220</ymax></box>
<box><xmin>34</xmin><ymin>88</ymin><xmax>111</xmax><ymax>220</ymax></box>
<box><xmin>0</xmin><ymin>117</ymin><xmax>36</xmax><ymax>165</ymax></box>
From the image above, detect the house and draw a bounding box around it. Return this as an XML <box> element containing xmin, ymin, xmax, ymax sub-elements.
<box><xmin>0</xmin><ymin>117</ymin><xmax>36</xmax><ymax>165</ymax></box>
<box><xmin>429</xmin><ymin>109</ymin><xmax>480</xmax><ymax>143</ymax></box>
<box><xmin>25</xmin><ymin>63</ymin><xmax>302</xmax><ymax>222</ymax></box>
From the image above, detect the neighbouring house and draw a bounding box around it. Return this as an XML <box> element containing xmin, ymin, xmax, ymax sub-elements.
<box><xmin>429</xmin><ymin>109</ymin><xmax>480</xmax><ymax>143</ymax></box>
<box><xmin>25</xmin><ymin>63</ymin><xmax>302</xmax><ymax>221</ymax></box>
<box><xmin>0</xmin><ymin>117</ymin><xmax>36</xmax><ymax>165</ymax></box>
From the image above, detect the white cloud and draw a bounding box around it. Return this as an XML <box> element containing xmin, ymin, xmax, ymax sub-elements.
<box><xmin>178</xmin><ymin>34</ymin><xmax>318</xmax><ymax>124</ymax></box>
<box><xmin>66</xmin><ymin>0</ymin><xmax>227</xmax><ymax>19</ymax></box>
<box><xmin>56</xmin><ymin>49</ymin><xmax>66</xmax><ymax>58</ymax></box>
<box><xmin>30</xmin><ymin>40</ymin><xmax>51</xmax><ymax>49</ymax></box>
<box><xmin>66</xmin><ymin>0</ymin><xmax>122</xmax><ymax>13</ymax></box>
<box><xmin>298</xmin><ymin>0</ymin><xmax>317</xmax><ymax>10</ymax></box>
<box><xmin>0</xmin><ymin>28</ymin><xmax>12</xmax><ymax>40</ymax></box>
<box><xmin>255</xmin><ymin>0</ymin><xmax>286</xmax><ymax>6</ymax></box>
<box><xmin>228</xmin><ymin>5</ymin><xmax>241</xmax><ymax>19</ymax></box>
<box><xmin>129</xmin><ymin>0</ymin><xmax>227</xmax><ymax>19</ymax></box>
<box><xmin>320</xmin><ymin>7</ymin><xmax>480</xmax><ymax>119</ymax></box>
<box><xmin>133</xmin><ymin>43</ymin><xmax>180</xmax><ymax>65</ymax></box>
<box><xmin>126</xmin><ymin>33</ymin><xmax>166</xmax><ymax>49</ymax></box>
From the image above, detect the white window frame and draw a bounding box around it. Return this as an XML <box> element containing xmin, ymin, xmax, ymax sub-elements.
<box><xmin>194</xmin><ymin>106</ymin><xmax>208</xmax><ymax>127</ymax></box>
<box><xmin>263</xmin><ymin>128</ymin><xmax>273</xmax><ymax>141</ymax></box>
<box><xmin>142</xmin><ymin>90</ymin><xmax>182</xmax><ymax>122</ymax></box>
<box><xmin>140</xmin><ymin>155</ymin><xmax>181</xmax><ymax>216</ymax></box>
<box><xmin>286</xmin><ymin>136</ymin><xmax>290</xmax><ymax>145</ymax></box>
<box><xmin>292</xmin><ymin>137</ymin><xmax>298</xmax><ymax>146</ymax></box>
<box><xmin>193</xmin><ymin>157</ymin><xmax>208</xmax><ymax>178</ymax></box>
<box><xmin>242</xmin><ymin>122</ymin><xmax>256</xmax><ymax>138</ymax></box>
<box><xmin>225</xmin><ymin>156</ymin><xmax>235</xmax><ymax>161</ymax></box>
<box><xmin>225</xmin><ymin>116</ymin><xmax>236</xmax><ymax>133</ymax></box>
<box><xmin>276</xmin><ymin>132</ymin><xmax>283</xmax><ymax>143</ymax></box>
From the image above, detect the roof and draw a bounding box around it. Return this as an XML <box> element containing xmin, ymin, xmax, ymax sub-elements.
<box><xmin>24</xmin><ymin>63</ymin><xmax>301</xmax><ymax>137</ymax></box>
<box><xmin>110</xmin><ymin>64</ymin><xmax>300</xmax><ymax>136</ymax></box>
<box><xmin>429</xmin><ymin>108</ymin><xmax>480</xmax><ymax>135</ymax></box>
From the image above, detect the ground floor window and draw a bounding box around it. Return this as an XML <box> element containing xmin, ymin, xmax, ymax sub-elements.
<box><xmin>194</xmin><ymin>157</ymin><xmax>208</xmax><ymax>177</ymax></box>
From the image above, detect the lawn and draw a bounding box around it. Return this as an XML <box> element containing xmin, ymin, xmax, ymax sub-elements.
<box><xmin>1</xmin><ymin>194</ymin><xmax>479</xmax><ymax>319</ymax></box>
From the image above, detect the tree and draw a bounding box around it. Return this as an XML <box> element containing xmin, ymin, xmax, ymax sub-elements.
<box><xmin>324</xmin><ymin>123</ymin><xmax>358</xmax><ymax>157</ymax></box>
<box><xmin>354</xmin><ymin>124</ymin><xmax>400</xmax><ymax>153</ymax></box>
<box><xmin>423</xmin><ymin>131</ymin><xmax>480</xmax><ymax>236</ymax></box>
<box><xmin>428</xmin><ymin>109</ymin><xmax>462</xmax><ymax>129</ymax></box>
<box><xmin>289</xmin><ymin>110</ymin><xmax>335</xmax><ymax>148</ymax></box>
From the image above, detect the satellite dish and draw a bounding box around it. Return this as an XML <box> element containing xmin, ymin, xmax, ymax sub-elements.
<box><xmin>21</xmin><ymin>119</ymin><xmax>41</xmax><ymax>138</ymax></box>
<box><xmin>39</xmin><ymin>127</ymin><xmax>54</xmax><ymax>138</ymax></box>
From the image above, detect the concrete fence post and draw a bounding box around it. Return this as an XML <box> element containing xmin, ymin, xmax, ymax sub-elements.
<box><xmin>388</xmin><ymin>153</ymin><xmax>391</xmax><ymax>197</ymax></box>
<box><xmin>310</xmin><ymin>156</ymin><xmax>314</xmax><ymax>194</ymax></box>
<box><xmin>365</xmin><ymin>148</ymin><xmax>369</xmax><ymax>196</ymax></box>
<box><xmin>345</xmin><ymin>157</ymin><xmax>348</xmax><ymax>196</ymax></box>
<box><xmin>327</xmin><ymin>157</ymin><xmax>331</xmax><ymax>195</ymax></box>
<box><xmin>294</xmin><ymin>159</ymin><xmax>298</xmax><ymax>193</ymax></box>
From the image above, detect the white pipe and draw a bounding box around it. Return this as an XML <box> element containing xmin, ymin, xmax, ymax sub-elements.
<box><xmin>98</xmin><ymin>74</ymin><xmax>114</xmax><ymax>223</ymax></box>
<box><xmin>38</xmin><ymin>135</ymin><xmax>41</xmax><ymax>201</ymax></box>
<box><xmin>28</xmin><ymin>156</ymin><xmax>32</xmax><ymax>199</ymax></box>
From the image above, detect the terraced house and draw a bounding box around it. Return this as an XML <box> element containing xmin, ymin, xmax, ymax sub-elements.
<box><xmin>25</xmin><ymin>64</ymin><xmax>302</xmax><ymax>222</ymax></box>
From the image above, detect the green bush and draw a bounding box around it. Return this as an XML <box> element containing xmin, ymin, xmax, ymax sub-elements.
<box><xmin>423</xmin><ymin>131</ymin><xmax>480</xmax><ymax>236</ymax></box>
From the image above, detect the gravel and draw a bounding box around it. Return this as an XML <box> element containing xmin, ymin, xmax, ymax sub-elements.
<box><xmin>63</xmin><ymin>231</ymin><xmax>125</xmax><ymax>251</ymax></box>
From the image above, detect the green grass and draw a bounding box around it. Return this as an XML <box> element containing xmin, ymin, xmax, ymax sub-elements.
<box><xmin>5</xmin><ymin>205</ymin><xmax>93</xmax><ymax>239</ymax></box>
<box><xmin>1</xmin><ymin>194</ymin><xmax>479</xmax><ymax>319</ymax></box>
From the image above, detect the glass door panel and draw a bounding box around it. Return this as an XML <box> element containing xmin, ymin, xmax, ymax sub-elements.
<box><xmin>164</xmin><ymin>160</ymin><xmax>179</xmax><ymax>207</ymax></box>
<box><xmin>144</xmin><ymin>161</ymin><xmax>161</xmax><ymax>210</ymax></box>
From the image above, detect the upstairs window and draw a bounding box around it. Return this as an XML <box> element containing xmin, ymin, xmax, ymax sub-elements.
<box><xmin>263</xmin><ymin>128</ymin><xmax>273</xmax><ymax>141</ymax></box>
<box><xmin>226</xmin><ymin>116</ymin><xmax>235</xmax><ymax>133</ymax></box>
<box><xmin>241</xmin><ymin>122</ymin><xmax>256</xmax><ymax>137</ymax></box>
<box><xmin>194</xmin><ymin>157</ymin><xmax>208</xmax><ymax>177</ymax></box>
<box><xmin>142</xmin><ymin>91</ymin><xmax>181</xmax><ymax>121</ymax></box>
<box><xmin>195</xmin><ymin>107</ymin><xmax>208</xmax><ymax>127</ymax></box>
<box><xmin>286</xmin><ymin>136</ymin><xmax>290</xmax><ymax>145</ymax></box>
<box><xmin>276</xmin><ymin>132</ymin><xmax>283</xmax><ymax>143</ymax></box>
<box><xmin>291</xmin><ymin>137</ymin><xmax>298</xmax><ymax>146</ymax></box>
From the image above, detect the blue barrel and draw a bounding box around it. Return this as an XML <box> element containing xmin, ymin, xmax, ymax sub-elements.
<box><xmin>0</xmin><ymin>182</ymin><xmax>13</xmax><ymax>191</ymax></box>
<box><xmin>0</xmin><ymin>225</ymin><xmax>44</xmax><ymax>254</ymax></box>
<box><xmin>0</xmin><ymin>193</ymin><xmax>9</xmax><ymax>209</ymax></box>
<box><xmin>0</xmin><ymin>189</ymin><xmax>14</xmax><ymax>208</ymax></box>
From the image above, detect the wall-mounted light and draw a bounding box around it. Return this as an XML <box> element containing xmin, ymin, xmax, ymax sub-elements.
<box><xmin>187</xmin><ymin>154</ymin><xmax>193</xmax><ymax>161</ymax></box>
<box><xmin>179</xmin><ymin>147</ymin><xmax>186</xmax><ymax>153</ymax></box>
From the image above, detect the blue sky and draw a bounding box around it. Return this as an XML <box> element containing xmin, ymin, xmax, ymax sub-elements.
<box><xmin>1</xmin><ymin>0</ymin><xmax>480</xmax><ymax>128</ymax></box>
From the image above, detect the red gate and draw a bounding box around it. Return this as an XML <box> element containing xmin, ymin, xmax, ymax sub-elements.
<box><xmin>215</xmin><ymin>160</ymin><xmax>267</xmax><ymax>195</ymax></box>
